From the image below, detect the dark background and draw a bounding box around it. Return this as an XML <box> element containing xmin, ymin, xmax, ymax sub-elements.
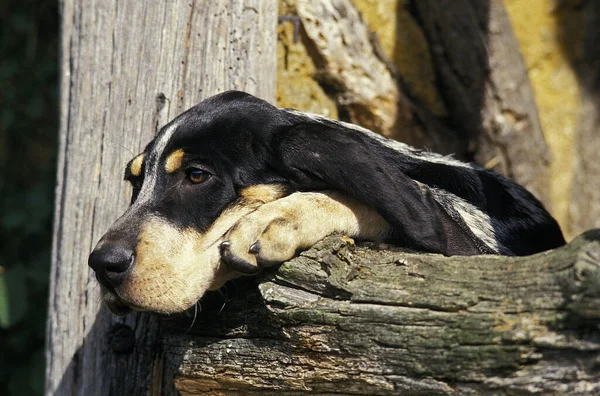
<box><xmin>0</xmin><ymin>0</ymin><xmax>58</xmax><ymax>394</ymax></box>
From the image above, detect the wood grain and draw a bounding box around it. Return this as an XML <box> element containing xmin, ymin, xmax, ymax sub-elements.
<box><xmin>48</xmin><ymin>0</ymin><xmax>594</xmax><ymax>394</ymax></box>
<box><xmin>296</xmin><ymin>0</ymin><xmax>463</xmax><ymax>154</ymax></box>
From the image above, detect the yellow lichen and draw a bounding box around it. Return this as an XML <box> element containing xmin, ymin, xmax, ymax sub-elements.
<box><xmin>276</xmin><ymin>0</ymin><xmax>338</xmax><ymax>117</ymax></box>
<box><xmin>352</xmin><ymin>0</ymin><xmax>446</xmax><ymax>116</ymax></box>
<box><xmin>504</xmin><ymin>0</ymin><xmax>581</xmax><ymax>239</ymax></box>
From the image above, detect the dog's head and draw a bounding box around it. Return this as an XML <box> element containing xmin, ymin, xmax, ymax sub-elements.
<box><xmin>89</xmin><ymin>91</ymin><xmax>292</xmax><ymax>315</ymax></box>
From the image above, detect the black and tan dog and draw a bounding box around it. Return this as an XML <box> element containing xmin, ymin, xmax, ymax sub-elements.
<box><xmin>88</xmin><ymin>91</ymin><xmax>565</xmax><ymax>315</ymax></box>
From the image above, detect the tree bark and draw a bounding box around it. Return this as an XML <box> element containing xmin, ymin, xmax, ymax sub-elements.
<box><xmin>46</xmin><ymin>1</ymin><xmax>276</xmax><ymax>395</ymax></box>
<box><xmin>164</xmin><ymin>231</ymin><xmax>600</xmax><ymax>395</ymax></box>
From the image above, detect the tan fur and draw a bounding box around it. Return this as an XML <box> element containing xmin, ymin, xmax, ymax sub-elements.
<box><xmin>105</xmin><ymin>184</ymin><xmax>288</xmax><ymax>314</ymax></box>
<box><xmin>223</xmin><ymin>191</ymin><xmax>391</xmax><ymax>268</ymax></box>
<box><xmin>130</xmin><ymin>153</ymin><xmax>144</xmax><ymax>177</ymax></box>
<box><xmin>165</xmin><ymin>149</ymin><xmax>185</xmax><ymax>173</ymax></box>
<box><xmin>119</xmin><ymin>216</ymin><xmax>227</xmax><ymax>313</ymax></box>
<box><xmin>239</xmin><ymin>184</ymin><xmax>289</xmax><ymax>203</ymax></box>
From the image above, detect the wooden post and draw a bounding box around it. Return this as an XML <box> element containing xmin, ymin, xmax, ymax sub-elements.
<box><xmin>46</xmin><ymin>1</ymin><xmax>277</xmax><ymax>394</ymax></box>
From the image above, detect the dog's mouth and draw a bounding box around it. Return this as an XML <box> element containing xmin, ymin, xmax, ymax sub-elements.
<box><xmin>101</xmin><ymin>288</ymin><xmax>133</xmax><ymax>316</ymax></box>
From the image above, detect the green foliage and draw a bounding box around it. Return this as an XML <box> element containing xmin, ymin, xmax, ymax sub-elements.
<box><xmin>0</xmin><ymin>266</ymin><xmax>28</xmax><ymax>328</ymax></box>
<box><xmin>0</xmin><ymin>0</ymin><xmax>59</xmax><ymax>394</ymax></box>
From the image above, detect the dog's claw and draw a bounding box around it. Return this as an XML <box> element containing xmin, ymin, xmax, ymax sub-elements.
<box><xmin>219</xmin><ymin>241</ymin><xmax>260</xmax><ymax>274</ymax></box>
<box><xmin>249</xmin><ymin>241</ymin><xmax>261</xmax><ymax>254</ymax></box>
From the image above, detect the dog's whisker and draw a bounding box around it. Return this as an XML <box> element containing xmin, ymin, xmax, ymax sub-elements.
<box><xmin>184</xmin><ymin>302</ymin><xmax>199</xmax><ymax>333</ymax></box>
<box><xmin>227</xmin><ymin>279</ymin><xmax>239</xmax><ymax>301</ymax></box>
<box><xmin>104</xmin><ymin>138</ymin><xmax>135</xmax><ymax>156</ymax></box>
<box><xmin>217</xmin><ymin>286</ymin><xmax>229</xmax><ymax>315</ymax></box>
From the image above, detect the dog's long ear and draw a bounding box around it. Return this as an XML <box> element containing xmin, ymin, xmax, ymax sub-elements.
<box><xmin>273</xmin><ymin>116</ymin><xmax>468</xmax><ymax>255</ymax></box>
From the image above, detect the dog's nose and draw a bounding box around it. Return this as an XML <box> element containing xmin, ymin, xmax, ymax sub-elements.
<box><xmin>88</xmin><ymin>245</ymin><xmax>134</xmax><ymax>287</ymax></box>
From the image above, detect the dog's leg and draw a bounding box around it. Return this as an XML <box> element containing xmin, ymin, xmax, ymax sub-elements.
<box><xmin>219</xmin><ymin>191</ymin><xmax>392</xmax><ymax>273</ymax></box>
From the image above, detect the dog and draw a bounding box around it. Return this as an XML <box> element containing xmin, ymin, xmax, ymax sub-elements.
<box><xmin>88</xmin><ymin>91</ymin><xmax>565</xmax><ymax>315</ymax></box>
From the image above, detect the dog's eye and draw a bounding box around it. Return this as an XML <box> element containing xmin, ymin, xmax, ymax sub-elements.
<box><xmin>185</xmin><ymin>167</ymin><xmax>210</xmax><ymax>184</ymax></box>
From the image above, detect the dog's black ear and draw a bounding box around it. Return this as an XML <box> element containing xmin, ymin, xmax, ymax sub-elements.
<box><xmin>273</xmin><ymin>117</ymin><xmax>474</xmax><ymax>255</ymax></box>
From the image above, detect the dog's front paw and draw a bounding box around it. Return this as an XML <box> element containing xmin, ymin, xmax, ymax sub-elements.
<box><xmin>218</xmin><ymin>191</ymin><xmax>391</xmax><ymax>274</ymax></box>
<box><xmin>219</xmin><ymin>204</ymin><xmax>301</xmax><ymax>274</ymax></box>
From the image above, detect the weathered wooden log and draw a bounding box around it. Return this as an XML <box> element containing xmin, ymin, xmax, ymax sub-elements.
<box><xmin>46</xmin><ymin>1</ymin><xmax>277</xmax><ymax>395</ymax></box>
<box><xmin>163</xmin><ymin>230</ymin><xmax>600</xmax><ymax>395</ymax></box>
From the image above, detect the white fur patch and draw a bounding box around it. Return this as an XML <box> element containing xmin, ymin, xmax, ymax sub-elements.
<box><xmin>135</xmin><ymin>120</ymin><xmax>181</xmax><ymax>207</ymax></box>
<box><xmin>430</xmin><ymin>188</ymin><xmax>503</xmax><ymax>254</ymax></box>
<box><xmin>98</xmin><ymin>120</ymin><xmax>182</xmax><ymax>239</ymax></box>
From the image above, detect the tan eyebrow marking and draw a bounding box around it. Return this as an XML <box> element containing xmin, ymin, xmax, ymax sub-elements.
<box><xmin>239</xmin><ymin>184</ymin><xmax>289</xmax><ymax>203</ymax></box>
<box><xmin>165</xmin><ymin>149</ymin><xmax>185</xmax><ymax>173</ymax></box>
<box><xmin>130</xmin><ymin>153</ymin><xmax>144</xmax><ymax>177</ymax></box>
